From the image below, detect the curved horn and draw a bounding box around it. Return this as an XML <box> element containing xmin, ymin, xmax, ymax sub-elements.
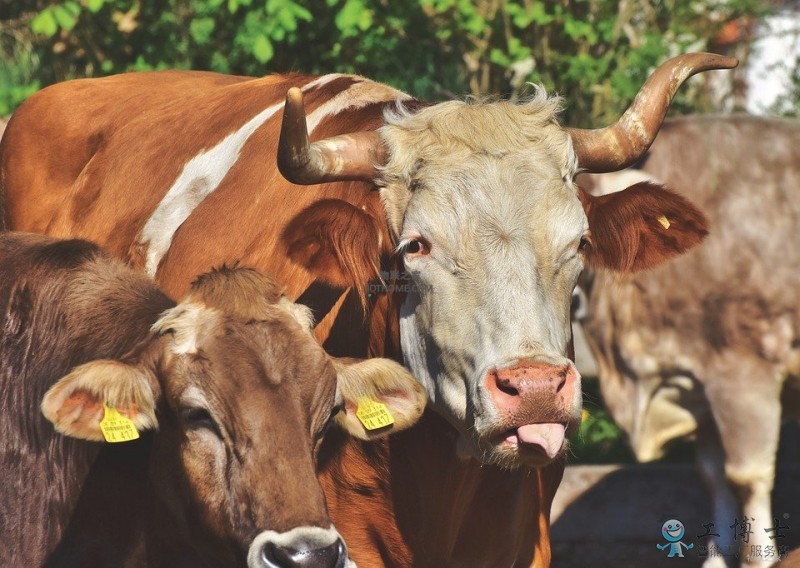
<box><xmin>277</xmin><ymin>87</ymin><xmax>386</xmax><ymax>185</ymax></box>
<box><xmin>568</xmin><ymin>53</ymin><xmax>738</xmax><ymax>173</ymax></box>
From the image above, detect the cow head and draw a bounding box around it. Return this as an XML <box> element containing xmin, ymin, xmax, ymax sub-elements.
<box><xmin>42</xmin><ymin>266</ymin><xmax>426</xmax><ymax>567</ymax></box>
<box><xmin>277</xmin><ymin>53</ymin><xmax>732</xmax><ymax>469</ymax></box>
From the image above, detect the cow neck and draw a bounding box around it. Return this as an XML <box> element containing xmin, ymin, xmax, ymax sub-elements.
<box><xmin>316</xmin><ymin>278</ymin><xmax>563</xmax><ymax>566</ymax></box>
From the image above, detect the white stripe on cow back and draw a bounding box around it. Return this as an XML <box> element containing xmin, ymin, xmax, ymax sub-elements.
<box><xmin>137</xmin><ymin>99</ymin><xmax>283</xmax><ymax>276</ymax></box>
<box><xmin>137</xmin><ymin>75</ymin><xmax>409</xmax><ymax>277</ymax></box>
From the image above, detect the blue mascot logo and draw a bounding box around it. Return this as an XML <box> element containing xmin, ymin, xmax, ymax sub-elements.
<box><xmin>657</xmin><ymin>518</ymin><xmax>694</xmax><ymax>558</ymax></box>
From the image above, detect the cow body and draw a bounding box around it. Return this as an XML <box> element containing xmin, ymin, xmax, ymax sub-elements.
<box><xmin>0</xmin><ymin>59</ymin><xmax>725</xmax><ymax>566</ymax></box>
<box><xmin>0</xmin><ymin>232</ymin><xmax>424</xmax><ymax>567</ymax></box>
<box><xmin>0</xmin><ymin>233</ymin><xmax>172</xmax><ymax>566</ymax></box>
<box><xmin>577</xmin><ymin>115</ymin><xmax>800</xmax><ymax>568</ymax></box>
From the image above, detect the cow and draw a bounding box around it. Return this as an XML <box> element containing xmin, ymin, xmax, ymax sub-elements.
<box><xmin>0</xmin><ymin>231</ymin><xmax>425</xmax><ymax>567</ymax></box>
<box><xmin>0</xmin><ymin>53</ymin><xmax>734</xmax><ymax>566</ymax></box>
<box><xmin>575</xmin><ymin>115</ymin><xmax>800</xmax><ymax>568</ymax></box>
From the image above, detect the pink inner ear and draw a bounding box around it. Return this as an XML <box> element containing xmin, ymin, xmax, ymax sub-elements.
<box><xmin>59</xmin><ymin>391</ymin><xmax>140</xmax><ymax>425</ymax></box>
<box><xmin>62</xmin><ymin>390</ymin><xmax>103</xmax><ymax>422</ymax></box>
<box><xmin>580</xmin><ymin>182</ymin><xmax>709</xmax><ymax>272</ymax></box>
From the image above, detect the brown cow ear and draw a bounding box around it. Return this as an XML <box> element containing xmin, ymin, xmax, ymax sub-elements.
<box><xmin>332</xmin><ymin>358</ymin><xmax>427</xmax><ymax>440</ymax></box>
<box><xmin>41</xmin><ymin>360</ymin><xmax>159</xmax><ymax>442</ymax></box>
<box><xmin>281</xmin><ymin>199</ymin><xmax>382</xmax><ymax>305</ymax></box>
<box><xmin>580</xmin><ymin>181</ymin><xmax>709</xmax><ymax>272</ymax></box>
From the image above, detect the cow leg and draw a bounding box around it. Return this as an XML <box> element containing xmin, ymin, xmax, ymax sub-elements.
<box><xmin>697</xmin><ymin>420</ymin><xmax>739</xmax><ymax>568</ymax></box>
<box><xmin>703</xmin><ymin>357</ymin><xmax>782</xmax><ymax>568</ymax></box>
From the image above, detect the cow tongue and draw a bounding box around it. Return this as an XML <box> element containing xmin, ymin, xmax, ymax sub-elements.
<box><xmin>516</xmin><ymin>423</ymin><xmax>566</xmax><ymax>459</ymax></box>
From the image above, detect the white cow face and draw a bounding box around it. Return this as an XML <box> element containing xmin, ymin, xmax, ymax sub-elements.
<box><xmin>379</xmin><ymin>95</ymin><xmax>585</xmax><ymax>468</ymax></box>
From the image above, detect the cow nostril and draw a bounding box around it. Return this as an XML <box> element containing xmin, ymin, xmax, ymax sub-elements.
<box><xmin>495</xmin><ymin>376</ymin><xmax>519</xmax><ymax>397</ymax></box>
<box><xmin>555</xmin><ymin>366</ymin><xmax>571</xmax><ymax>392</ymax></box>
<box><xmin>261</xmin><ymin>538</ymin><xmax>346</xmax><ymax>568</ymax></box>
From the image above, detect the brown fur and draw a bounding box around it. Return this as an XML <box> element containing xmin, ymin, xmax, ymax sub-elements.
<box><xmin>1</xmin><ymin>232</ymin><xmax>424</xmax><ymax>566</ymax></box>
<box><xmin>0</xmin><ymin>232</ymin><xmax>173</xmax><ymax>567</ymax></box>
<box><xmin>187</xmin><ymin>264</ymin><xmax>283</xmax><ymax>319</ymax></box>
<box><xmin>580</xmin><ymin>115</ymin><xmax>800</xmax><ymax>563</ymax></box>
<box><xmin>579</xmin><ymin>181</ymin><xmax>709</xmax><ymax>272</ymax></box>
<box><xmin>0</xmin><ymin>70</ymin><xmax>710</xmax><ymax>567</ymax></box>
<box><xmin>281</xmin><ymin>199</ymin><xmax>383</xmax><ymax>308</ymax></box>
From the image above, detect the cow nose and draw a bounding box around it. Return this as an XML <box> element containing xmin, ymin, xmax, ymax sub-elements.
<box><xmin>262</xmin><ymin>538</ymin><xmax>346</xmax><ymax>568</ymax></box>
<box><xmin>485</xmin><ymin>360</ymin><xmax>577</xmax><ymax>416</ymax></box>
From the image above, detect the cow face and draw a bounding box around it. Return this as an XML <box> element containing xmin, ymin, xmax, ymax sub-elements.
<box><xmin>378</xmin><ymin>97</ymin><xmax>585</xmax><ymax>469</ymax></box>
<box><xmin>41</xmin><ymin>267</ymin><xmax>426</xmax><ymax>567</ymax></box>
<box><xmin>374</xmin><ymin>99</ymin><xmax>709</xmax><ymax>469</ymax></box>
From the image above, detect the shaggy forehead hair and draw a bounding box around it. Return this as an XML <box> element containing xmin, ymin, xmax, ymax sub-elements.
<box><xmin>377</xmin><ymin>87</ymin><xmax>578</xmax><ymax>235</ymax></box>
<box><xmin>184</xmin><ymin>265</ymin><xmax>313</xmax><ymax>329</ymax></box>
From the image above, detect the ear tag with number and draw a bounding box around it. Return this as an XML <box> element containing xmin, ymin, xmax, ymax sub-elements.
<box><xmin>100</xmin><ymin>403</ymin><xmax>140</xmax><ymax>443</ymax></box>
<box><xmin>657</xmin><ymin>215</ymin><xmax>671</xmax><ymax>229</ymax></box>
<box><xmin>356</xmin><ymin>397</ymin><xmax>395</xmax><ymax>431</ymax></box>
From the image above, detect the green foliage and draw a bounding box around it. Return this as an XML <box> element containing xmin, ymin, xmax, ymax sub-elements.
<box><xmin>1</xmin><ymin>0</ymin><xmax>768</xmax><ymax>123</ymax></box>
<box><xmin>569</xmin><ymin>378</ymin><xmax>635</xmax><ymax>464</ymax></box>
<box><xmin>0</xmin><ymin>27</ymin><xmax>40</xmax><ymax>116</ymax></box>
<box><xmin>766</xmin><ymin>54</ymin><xmax>800</xmax><ymax>117</ymax></box>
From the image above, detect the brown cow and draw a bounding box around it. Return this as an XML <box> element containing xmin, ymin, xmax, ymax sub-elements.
<box><xmin>0</xmin><ymin>232</ymin><xmax>425</xmax><ymax>567</ymax></box>
<box><xmin>0</xmin><ymin>53</ymin><xmax>733</xmax><ymax>566</ymax></box>
<box><xmin>576</xmin><ymin>115</ymin><xmax>800</xmax><ymax>568</ymax></box>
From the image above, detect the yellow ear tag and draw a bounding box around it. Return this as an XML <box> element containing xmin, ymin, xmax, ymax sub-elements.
<box><xmin>100</xmin><ymin>403</ymin><xmax>140</xmax><ymax>443</ymax></box>
<box><xmin>355</xmin><ymin>397</ymin><xmax>395</xmax><ymax>431</ymax></box>
<box><xmin>657</xmin><ymin>215</ymin><xmax>671</xmax><ymax>229</ymax></box>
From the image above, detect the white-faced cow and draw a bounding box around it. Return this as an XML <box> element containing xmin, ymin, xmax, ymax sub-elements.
<box><xmin>0</xmin><ymin>53</ymin><xmax>733</xmax><ymax>566</ymax></box>
<box><xmin>0</xmin><ymin>231</ymin><xmax>425</xmax><ymax>567</ymax></box>
<box><xmin>576</xmin><ymin>115</ymin><xmax>800</xmax><ymax>568</ymax></box>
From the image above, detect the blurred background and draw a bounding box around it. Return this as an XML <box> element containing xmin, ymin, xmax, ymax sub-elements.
<box><xmin>2</xmin><ymin>1</ymin><xmax>800</xmax><ymax>567</ymax></box>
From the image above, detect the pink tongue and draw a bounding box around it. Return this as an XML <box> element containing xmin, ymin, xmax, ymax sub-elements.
<box><xmin>516</xmin><ymin>423</ymin><xmax>566</xmax><ymax>459</ymax></box>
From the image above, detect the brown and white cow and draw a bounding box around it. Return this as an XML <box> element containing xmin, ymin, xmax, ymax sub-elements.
<box><xmin>0</xmin><ymin>53</ymin><xmax>733</xmax><ymax>566</ymax></box>
<box><xmin>575</xmin><ymin>115</ymin><xmax>800</xmax><ymax>568</ymax></box>
<box><xmin>0</xmin><ymin>232</ymin><xmax>425</xmax><ymax>567</ymax></box>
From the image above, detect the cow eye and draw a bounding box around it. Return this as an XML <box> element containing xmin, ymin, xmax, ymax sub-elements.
<box><xmin>314</xmin><ymin>404</ymin><xmax>344</xmax><ymax>445</ymax></box>
<box><xmin>401</xmin><ymin>238</ymin><xmax>430</xmax><ymax>256</ymax></box>
<box><xmin>181</xmin><ymin>407</ymin><xmax>220</xmax><ymax>435</ymax></box>
<box><xmin>578</xmin><ymin>234</ymin><xmax>591</xmax><ymax>252</ymax></box>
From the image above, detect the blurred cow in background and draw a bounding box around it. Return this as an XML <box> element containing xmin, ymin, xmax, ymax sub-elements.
<box><xmin>576</xmin><ymin>115</ymin><xmax>800</xmax><ymax>568</ymax></box>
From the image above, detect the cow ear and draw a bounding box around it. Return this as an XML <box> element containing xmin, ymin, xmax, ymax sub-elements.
<box><xmin>332</xmin><ymin>358</ymin><xmax>427</xmax><ymax>440</ymax></box>
<box><xmin>580</xmin><ymin>181</ymin><xmax>709</xmax><ymax>272</ymax></box>
<box><xmin>281</xmin><ymin>199</ymin><xmax>381</xmax><ymax>305</ymax></box>
<box><xmin>41</xmin><ymin>360</ymin><xmax>160</xmax><ymax>442</ymax></box>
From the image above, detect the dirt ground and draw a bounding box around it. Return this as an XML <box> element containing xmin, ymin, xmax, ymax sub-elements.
<box><xmin>551</xmin><ymin>463</ymin><xmax>800</xmax><ymax>568</ymax></box>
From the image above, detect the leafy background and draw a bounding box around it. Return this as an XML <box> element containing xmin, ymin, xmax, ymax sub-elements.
<box><xmin>0</xmin><ymin>0</ymin><xmax>781</xmax><ymax>123</ymax></box>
